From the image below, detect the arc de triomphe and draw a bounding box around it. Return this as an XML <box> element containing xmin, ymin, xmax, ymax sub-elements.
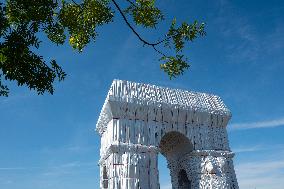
<box><xmin>96</xmin><ymin>79</ymin><xmax>238</xmax><ymax>189</ymax></box>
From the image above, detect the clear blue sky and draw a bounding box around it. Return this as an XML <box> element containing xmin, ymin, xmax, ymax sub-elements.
<box><xmin>1</xmin><ymin>0</ymin><xmax>284</xmax><ymax>189</ymax></box>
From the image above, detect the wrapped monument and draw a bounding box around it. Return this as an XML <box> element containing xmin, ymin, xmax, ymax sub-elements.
<box><xmin>96</xmin><ymin>79</ymin><xmax>238</xmax><ymax>189</ymax></box>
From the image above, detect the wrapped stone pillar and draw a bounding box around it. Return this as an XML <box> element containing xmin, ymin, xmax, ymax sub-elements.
<box><xmin>178</xmin><ymin>151</ymin><xmax>238</xmax><ymax>189</ymax></box>
<box><xmin>99</xmin><ymin>142</ymin><xmax>159</xmax><ymax>189</ymax></box>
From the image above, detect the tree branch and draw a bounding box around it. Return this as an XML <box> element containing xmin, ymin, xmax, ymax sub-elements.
<box><xmin>71</xmin><ymin>0</ymin><xmax>79</xmax><ymax>6</ymax></box>
<box><xmin>111</xmin><ymin>0</ymin><xmax>152</xmax><ymax>45</ymax></box>
<box><xmin>112</xmin><ymin>0</ymin><xmax>170</xmax><ymax>57</ymax></box>
<box><xmin>153</xmin><ymin>45</ymin><xmax>166</xmax><ymax>57</ymax></box>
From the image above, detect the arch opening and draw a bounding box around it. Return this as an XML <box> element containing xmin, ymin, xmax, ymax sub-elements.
<box><xmin>158</xmin><ymin>153</ymin><xmax>172</xmax><ymax>188</ymax></box>
<box><xmin>159</xmin><ymin>131</ymin><xmax>193</xmax><ymax>188</ymax></box>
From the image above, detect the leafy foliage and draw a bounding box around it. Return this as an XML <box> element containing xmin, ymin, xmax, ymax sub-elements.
<box><xmin>166</xmin><ymin>19</ymin><xmax>206</xmax><ymax>52</ymax></box>
<box><xmin>159</xmin><ymin>19</ymin><xmax>205</xmax><ymax>79</ymax></box>
<box><xmin>124</xmin><ymin>0</ymin><xmax>164</xmax><ymax>28</ymax></box>
<box><xmin>0</xmin><ymin>0</ymin><xmax>206</xmax><ymax>97</ymax></box>
<box><xmin>59</xmin><ymin>0</ymin><xmax>113</xmax><ymax>51</ymax></box>
<box><xmin>0</xmin><ymin>1</ymin><xmax>66</xmax><ymax>96</ymax></box>
<box><xmin>0</xmin><ymin>23</ymin><xmax>66</xmax><ymax>95</ymax></box>
<box><xmin>160</xmin><ymin>55</ymin><xmax>189</xmax><ymax>79</ymax></box>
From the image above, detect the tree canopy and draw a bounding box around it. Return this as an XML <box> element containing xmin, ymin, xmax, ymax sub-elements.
<box><xmin>0</xmin><ymin>0</ymin><xmax>206</xmax><ymax>97</ymax></box>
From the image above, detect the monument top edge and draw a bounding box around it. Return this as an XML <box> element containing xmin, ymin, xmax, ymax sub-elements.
<box><xmin>108</xmin><ymin>79</ymin><xmax>230</xmax><ymax>110</ymax></box>
<box><xmin>111</xmin><ymin>79</ymin><xmax>220</xmax><ymax>97</ymax></box>
<box><xmin>96</xmin><ymin>79</ymin><xmax>231</xmax><ymax>134</ymax></box>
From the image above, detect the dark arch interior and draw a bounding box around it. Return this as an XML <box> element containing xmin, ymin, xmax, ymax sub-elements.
<box><xmin>178</xmin><ymin>169</ymin><xmax>191</xmax><ymax>189</ymax></box>
<box><xmin>159</xmin><ymin>131</ymin><xmax>193</xmax><ymax>188</ymax></box>
<box><xmin>159</xmin><ymin>131</ymin><xmax>193</xmax><ymax>160</ymax></box>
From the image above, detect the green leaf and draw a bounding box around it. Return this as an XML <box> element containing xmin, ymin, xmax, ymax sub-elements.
<box><xmin>44</xmin><ymin>22</ymin><xmax>66</xmax><ymax>45</ymax></box>
<box><xmin>0</xmin><ymin>23</ymin><xmax>66</xmax><ymax>95</ymax></box>
<box><xmin>124</xmin><ymin>0</ymin><xmax>164</xmax><ymax>28</ymax></box>
<box><xmin>165</xmin><ymin>20</ymin><xmax>206</xmax><ymax>52</ymax></box>
<box><xmin>58</xmin><ymin>0</ymin><xmax>113</xmax><ymax>51</ymax></box>
<box><xmin>159</xmin><ymin>55</ymin><xmax>189</xmax><ymax>79</ymax></box>
<box><xmin>0</xmin><ymin>76</ymin><xmax>9</xmax><ymax>97</ymax></box>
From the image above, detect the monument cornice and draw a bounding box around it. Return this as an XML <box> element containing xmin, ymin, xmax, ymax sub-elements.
<box><xmin>96</xmin><ymin>80</ymin><xmax>232</xmax><ymax>135</ymax></box>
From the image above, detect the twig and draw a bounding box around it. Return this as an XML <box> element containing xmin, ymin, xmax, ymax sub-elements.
<box><xmin>153</xmin><ymin>46</ymin><xmax>166</xmax><ymax>57</ymax></box>
<box><xmin>111</xmin><ymin>0</ymin><xmax>169</xmax><ymax>57</ymax></box>
<box><xmin>71</xmin><ymin>0</ymin><xmax>79</xmax><ymax>6</ymax></box>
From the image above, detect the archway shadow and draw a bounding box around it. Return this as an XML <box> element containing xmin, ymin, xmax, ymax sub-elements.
<box><xmin>159</xmin><ymin>131</ymin><xmax>193</xmax><ymax>189</ymax></box>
